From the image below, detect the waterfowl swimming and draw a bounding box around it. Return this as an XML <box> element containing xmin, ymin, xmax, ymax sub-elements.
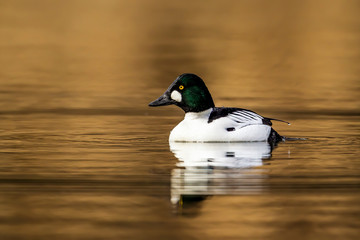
<box><xmin>149</xmin><ymin>73</ymin><xmax>289</xmax><ymax>142</ymax></box>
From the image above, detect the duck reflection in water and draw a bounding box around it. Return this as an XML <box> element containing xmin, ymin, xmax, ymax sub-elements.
<box><xmin>170</xmin><ymin>141</ymin><xmax>275</xmax><ymax>211</ymax></box>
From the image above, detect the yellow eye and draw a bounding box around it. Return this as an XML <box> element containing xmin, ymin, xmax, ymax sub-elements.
<box><xmin>179</xmin><ymin>85</ymin><xmax>184</xmax><ymax>90</ymax></box>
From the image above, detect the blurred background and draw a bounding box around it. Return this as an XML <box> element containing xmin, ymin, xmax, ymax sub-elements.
<box><xmin>0</xmin><ymin>0</ymin><xmax>359</xmax><ymax>239</ymax></box>
<box><xmin>1</xmin><ymin>0</ymin><xmax>359</xmax><ymax>113</ymax></box>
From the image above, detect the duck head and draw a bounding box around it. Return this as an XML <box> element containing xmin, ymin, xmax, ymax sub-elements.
<box><xmin>149</xmin><ymin>73</ymin><xmax>215</xmax><ymax>113</ymax></box>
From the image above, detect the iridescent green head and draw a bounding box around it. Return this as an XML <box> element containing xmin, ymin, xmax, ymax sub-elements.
<box><xmin>149</xmin><ymin>73</ymin><xmax>215</xmax><ymax>113</ymax></box>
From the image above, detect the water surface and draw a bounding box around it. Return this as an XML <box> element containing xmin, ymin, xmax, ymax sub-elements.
<box><xmin>0</xmin><ymin>0</ymin><xmax>359</xmax><ymax>239</ymax></box>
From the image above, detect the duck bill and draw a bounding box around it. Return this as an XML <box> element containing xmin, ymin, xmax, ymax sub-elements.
<box><xmin>148</xmin><ymin>93</ymin><xmax>174</xmax><ymax>107</ymax></box>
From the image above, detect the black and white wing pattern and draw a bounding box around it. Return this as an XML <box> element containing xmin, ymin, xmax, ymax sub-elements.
<box><xmin>208</xmin><ymin>107</ymin><xmax>272</xmax><ymax>127</ymax></box>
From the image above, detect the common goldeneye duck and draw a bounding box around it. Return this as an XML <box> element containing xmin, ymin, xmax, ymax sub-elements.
<box><xmin>149</xmin><ymin>73</ymin><xmax>289</xmax><ymax>142</ymax></box>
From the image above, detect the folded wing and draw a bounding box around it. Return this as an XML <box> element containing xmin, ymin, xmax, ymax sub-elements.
<box><xmin>208</xmin><ymin>107</ymin><xmax>271</xmax><ymax>128</ymax></box>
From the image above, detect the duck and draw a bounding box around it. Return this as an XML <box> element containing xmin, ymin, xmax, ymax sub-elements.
<box><xmin>149</xmin><ymin>73</ymin><xmax>289</xmax><ymax>142</ymax></box>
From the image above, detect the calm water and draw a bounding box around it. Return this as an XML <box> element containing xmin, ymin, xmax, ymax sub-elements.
<box><xmin>1</xmin><ymin>0</ymin><xmax>360</xmax><ymax>239</ymax></box>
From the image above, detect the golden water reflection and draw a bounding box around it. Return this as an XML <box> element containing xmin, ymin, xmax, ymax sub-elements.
<box><xmin>0</xmin><ymin>0</ymin><xmax>359</xmax><ymax>239</ymax></box>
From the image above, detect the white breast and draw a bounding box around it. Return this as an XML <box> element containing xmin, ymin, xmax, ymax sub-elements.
<box><xmin>169</xmin><ymin>108</ymin><xmax>271</xmax><ymax>142</ymax></box>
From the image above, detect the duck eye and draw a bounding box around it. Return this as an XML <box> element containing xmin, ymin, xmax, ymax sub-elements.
<box><xmin>179</xmin><ymin>85</ymin><xmax>184</xmax><ymax>90</ymax></box>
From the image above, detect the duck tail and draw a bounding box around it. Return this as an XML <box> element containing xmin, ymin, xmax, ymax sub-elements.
<box><xmin>268</xmin><ymin>128</ymin><xmax>307</xmax><ymax>143</ymax></box>
<box><xmin>268</xmin><ymin>128</ymin><xmax>284</xmax><ymax>143</ymax></box>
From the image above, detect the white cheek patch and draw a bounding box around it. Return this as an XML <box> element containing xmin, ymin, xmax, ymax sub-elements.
<box><xmin>170</xmin><ymin>90</ymin><xmax>182</xmax><ymax>102</ymax></box>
